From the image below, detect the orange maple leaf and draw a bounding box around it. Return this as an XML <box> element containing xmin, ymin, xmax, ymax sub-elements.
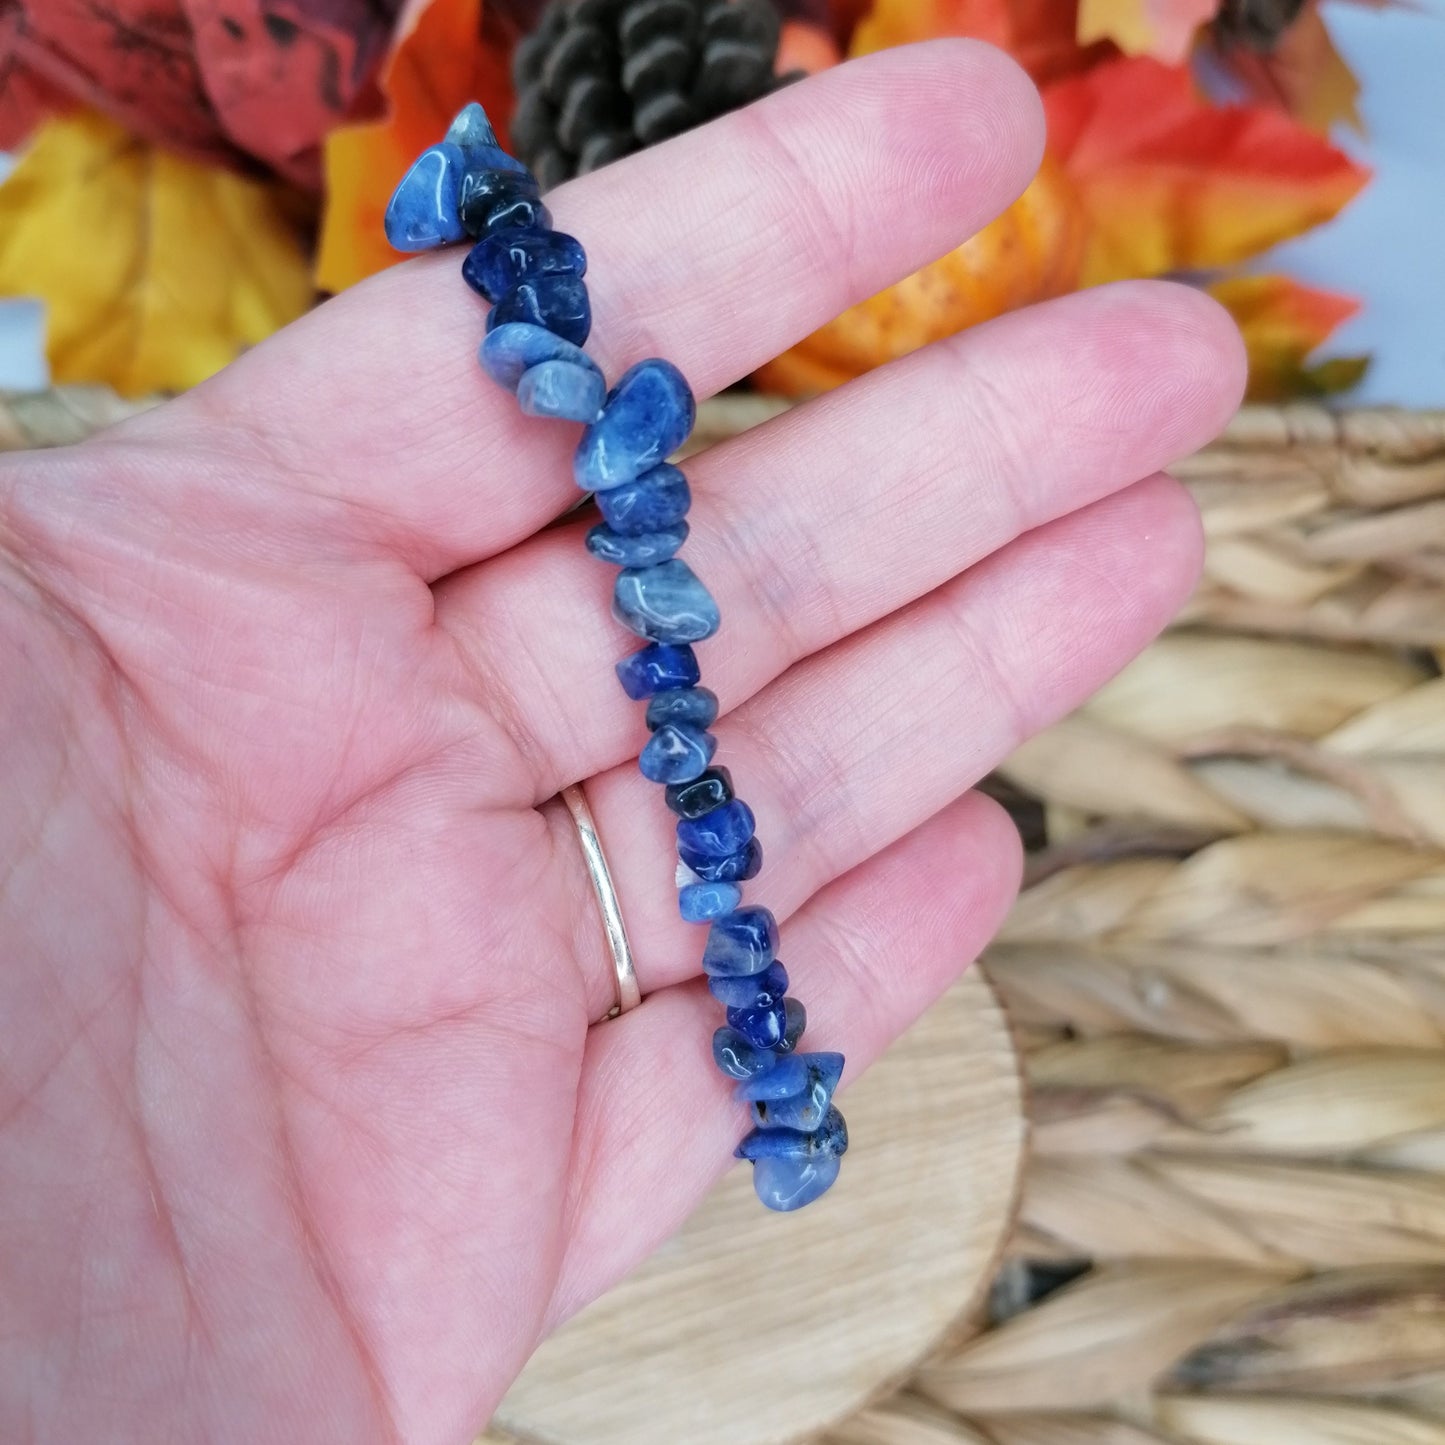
<box><xmin>850</xmin><ymin>0</ymin><xmax>1104</xmax><ymax>85</ymax></box>
<box><xmin>777</xmin><ymin>18</ymin><xmax>843</xmax><ymax>74</ymax></box>
<box><xmin>1209</xmin><ymin>274</ymin><xmax>1368</xmax><ymax>401</ymax></box>
<box><xmin>1043</xmin><ymin>55</ymin><xmax>1369</xmax><ymax>286</ymax></box>
<box><xmin>315</xmin><ymin>0</ymin><xmax>514</xmax><ymax>292</ymax></box>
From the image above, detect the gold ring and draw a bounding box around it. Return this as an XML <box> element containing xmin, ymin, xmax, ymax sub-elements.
<box><xmin>561</xmin><ymin>783</ymin><xmax>641</xmax><ymax>1018</ymax></box>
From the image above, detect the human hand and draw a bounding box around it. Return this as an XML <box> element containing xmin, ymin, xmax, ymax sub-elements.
<box><xmin>0</xmin><ymin>41</ymin><xmax>1244</xmax><ymax>1445</ymax></box>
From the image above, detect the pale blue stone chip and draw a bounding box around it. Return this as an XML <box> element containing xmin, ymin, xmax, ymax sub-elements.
<box><xmin>702</xmin><ymin>907</ymin><xmax>778</xmax><ymax>978</ymax></box>
<box><xmin>480</xmin><ymin>322</ymin><xmax>600</xmax><ymax>392</ymax></box>
<box><xmin>639</xmin><ymin>722</ymin><xmax>716</xmax><ymax>784</ymax></box>
<box><xmin>612</xmin><ymin>559</ymin><xmax>719</xmax><ymax>644</ymax></box>
<box><xmin>747</xmin><ymin>1053</ymin><xmax>844</xmax><ymax>1132</ymax></box>
<box><xmin>518</xmin><ymin>358</ymin><xmax>606</xmax><ymax>422</ymax></box>
<box><xmin>679</xmin><ymin>879</ymin><xmax>742</xmax><ymax>923</ymax></box>
<box><xmin>385</xmin><ymin>142</ymin><xmax>468</xmax><ymax>251</ymax></box>
<box><xmin>752</xmin><ymin>1152</ymin><xmax>842</xmax><ymax>1212</ymax></box>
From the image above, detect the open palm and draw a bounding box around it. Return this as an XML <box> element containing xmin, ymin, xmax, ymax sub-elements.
<box><xmin>0</xmin><ymin>42</ymin><xmax>1244</xmax><ymax>1445</ymax></box>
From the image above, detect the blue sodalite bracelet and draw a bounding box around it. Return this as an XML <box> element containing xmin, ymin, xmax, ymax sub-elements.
<box><xmin>386</xmin><ymin>104</ymin><xmax>847</xmax><ymax>1212</ymax></box>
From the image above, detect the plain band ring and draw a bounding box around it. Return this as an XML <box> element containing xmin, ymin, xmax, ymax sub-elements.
<box><xmin>562</xmin><ymin>783</ymin><xmax>642</xmax><ymax>1018</ymax></box>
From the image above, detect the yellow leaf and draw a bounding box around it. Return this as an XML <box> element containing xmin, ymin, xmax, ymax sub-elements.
<box><xmin>0</xmin><ymin>111</ymin><xmax>312</xmax><ymax>397</ymax></box>
<box><xmin>1078</xmin><ymin>0</ymin><xmax>1221</xmax><ymax>63</ymax></box>
<box><xmin>1289</xmin><ymin>11</ymin><xmax>1363</xmax><ymax>136</ymax></box>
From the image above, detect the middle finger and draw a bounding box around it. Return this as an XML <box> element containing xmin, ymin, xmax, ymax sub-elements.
<box><xmin>438</xmin><ymin>278</ymin><xmax>1243</xmax><ymax>796</ymax></box>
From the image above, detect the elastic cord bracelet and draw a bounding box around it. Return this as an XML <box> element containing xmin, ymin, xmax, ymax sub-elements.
<box><xmin>386</xmin><ymin>103</ymin><xmax>847</xmax><ymax>1210</ymax></box>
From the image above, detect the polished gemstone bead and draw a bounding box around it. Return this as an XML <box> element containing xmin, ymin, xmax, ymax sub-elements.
<box><xmin>491</xmin><ymin>193</ymin><xmax>551</xmax><ymax>235</ymax></box>
<box><xmin>679</xmin><ymin>879</ymin><xmax>741</xmax><ymax>923</ymax></box>
<box><xmin>574</xmin><ymin>359</ymin><xmax>696</xmax><ymax>491</ymax></box>
<box><xmin>445</xmin><ymin>106</ymin><xmax>534</xmax><ymax>184</ymax></box>
<box><xmin>446</xmin><ymin>102</ymin><xmax>504</xmax><ymax>156</ymax></box>
<box><xmin>733</xmin><ymin>1051</ymin><xmax>808</xmax><ymax>1102</ymax></box>
<box><xmin>712</xmin><ymin>1026</ymin><xmax>778</xmax><ymax>1080</ymax></box>
<box><xmin>613</xmin><ymin>560</ymin><xmax>719</xmax><ymax>643</ymax></box>
<box><xmin>461</xmin><ymin>163</ymin><xmax>535</xmax><ymax>206</ymax></box>
<box><xmin>459</xmin><ymin>168</ymin><xmax>551</xmax><ymax>237</ymax></box>
<box><xmin>585</xmin><ymin>521</ymin><xmax>688</xmax><ymax>566</ymax></box>
<box><xmin>727</xmin><ymin>996</ymin><xmax>787</xmax><ymax>1049</ymax></box>
<box><xmin>748</xmin><ymin>1052</ymin><xmax>843</xmax><ymax>1131</ymax></box>
<box><xmin>445</xmin><ymin>103</ymin><xmax>526</xmax><ymax>189</ymax></box>
<box><xmin>708</xmin><ymin>958</ymin><xmax>787</xmax><ymax>1009</ymax></box>
<box><xmin>480</xmin><ymin>322</ymin><xmax>600</xmax><ymax>392</ymax></box>
<box><xmin>460</xmin><ymin>145</ymin><xmax>535</xmax><ymax>180</ymax></box>
<box><xmin>818</xmin><ymin>1102</ymin><xmax>849</xmax><ymax>1155</ymax></box>
<box><xmin>777</xmin><ymin>996</ymin><xmax>807</xmax><ymax>1053</ymax></box>
<box><xmin>677</xmin><ymin>798</ymin><xmax>755</xmax><ymax>858</ymax></box>
<box><xmin>646</xmin><ymin>686</ymin><xmax>718</xmax><ymax>732</ymax></box>
<box><xmin>736</xmin><ymin>1105</ymin><xmax>848</xmax><ymax>1161</ymax></box>
<box><xmin>751</xmin><ymin>1152</ymin><xmax>842</xmax><ymax>1212</ymax></box>
<box><xmin>639</xmin><ymin>722</ymin><xmax>716</xmax><ymax>784</ymax></box>
<box><xmin>679</xmin><ymin>836</ymin><xmax>762</xmax><ymax>882</ymax></box>
<box><xmin>739</xmin><ymin>1112</ymin><xmax>850</xmax><ymax>1207</ymax></box>
<box><xmin>463</xmin><ymin>229</ymin><xmax>587</xmax><ymax>302</ymax></box>
<box><xmin>488</xmin><ymin>274</ymin><xmax>591</xmax><ymax>346</ymax></box>
<box><xmin>594</xmin><ymin>463</ymin><xmax>691</xmax><ymax>535</ymax></box>
<box><xmin>702</xmin><ymin>906</ymin><xmax>778</xmax><ymax>977</ymax></box>
<box><xmin>614</xmin><ymin>642</ymin><xmax>699</xmax><ymax>700</ymax></box>
<box><xmin>518</xmin><ymin>359</ymin><xmax>606</xmax><ymax>422</ymax></box>
<box><xmin>384</xmin><ymin>142</ymin><xmax>468</xmax><ymax>251</ymax></box>
<box><xmin>664</xmin><ymin>766</ymin><xmax>733</xmax><ymax>819</ymax></box>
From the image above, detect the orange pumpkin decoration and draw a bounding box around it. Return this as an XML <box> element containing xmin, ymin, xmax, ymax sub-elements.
<box><xmin>755</xmin><ymin>152</ymin><xmax>1087</xmax><ymax>396</ymax></box>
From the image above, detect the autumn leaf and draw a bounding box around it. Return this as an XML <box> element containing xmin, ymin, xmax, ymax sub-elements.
<box><xmin>0</xmin><ymin>0</ymin><xmax>401</xmax><ymax>184</ymax></box>
<box><xmin>1209</xmin><ymin>5</ymin><xmax>1363</xmax><ymax>136</ymax></box>
<box><xmin>186</xmin><ymin>0</ymin><xmax>403</xmax><ymax>184</ymax></box>
<box><xmin>316</xmin><ymin>0</ymin><xmax>513</xmax><ymax>291</ymax></box>
<box><xmin>1077</xmin><ymin>0</ymin><xmax>1220</xmax><ymax>63</ymax></box>
<box><xmin>0</xmin><ymin>58</ymin><xmax>66</xmax><ymax>149</ymax></box>
<box><xmin>787</xmin><ymin>0</ymin><xmax>874</xmax><ymax>48</ymax></box>
<box><xmin>851</xmin><ymin>0</ymin><xmax>1103</xmax><ymax>85</ymax></box>
<box><xmin>0</xmin><ymin>12</ymin><xmax>72</xmax><ymax>148</ymax></box>
<box><xmin>0</xmin><ymin>1</ymin><xmax>223</xmax><ymax>162</ymax></box>
<box><xmin>0</xmin><ymin>110</ymin><xmax>313</xmax><ymax>396</ymax></box>
<box><xmin>1210</xmin><ymin>274</ymin><xmax>1369</xmax><ymax>401</ymax></box>
<box><xmin>1044</xmin><ymin>55</ymin><xmax>1369</xmax><ymax>285</ymax></box>
<box><xmin>777</xmin><ymin>18</ymin><xmax>843</xmax><ymax>74</ymax></box>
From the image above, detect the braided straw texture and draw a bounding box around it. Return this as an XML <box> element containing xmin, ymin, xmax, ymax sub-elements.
<box><xmin>706</xmin><ymin>401</ymin><xmax>1445</xmax><ymax>1445</ymax></box>
<box><xmin>9</xmin><ymin>393</ymin><xmax>1445</xmax><ymax>1443</ymax></box>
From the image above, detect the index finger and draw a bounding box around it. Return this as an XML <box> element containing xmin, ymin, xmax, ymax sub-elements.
<box><xmin>183</xmin><ymin>41</ymin><xmax>1045</xmax><ymax>575</ymax></box>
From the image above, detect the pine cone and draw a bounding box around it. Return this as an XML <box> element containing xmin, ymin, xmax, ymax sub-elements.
<box><xmin>511</xmin><ymin>0</ymin><xmax>792</xmax><ymax>188</ymax></box>
<box><xmin>1211</xmin><ymin>0</ymin><xmax>1310</xmax><ymax>52</ymax></box>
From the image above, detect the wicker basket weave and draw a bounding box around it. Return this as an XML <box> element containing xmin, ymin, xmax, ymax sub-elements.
<box><xmin>7</xmin><ymin>392</ymin><xmax>1445</xmax><ymax>1443</ymax></box>
<box><xmin>701</xmin><ymin>400</ymin><xmax>1445</xmax><ymax>1445</ymax></box>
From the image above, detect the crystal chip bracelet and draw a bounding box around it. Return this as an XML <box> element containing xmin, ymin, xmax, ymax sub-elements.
<box><xmin>385</xmin><ymin>103</ymin><xmax>847</xmax><ymax>1211</ymax></box>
